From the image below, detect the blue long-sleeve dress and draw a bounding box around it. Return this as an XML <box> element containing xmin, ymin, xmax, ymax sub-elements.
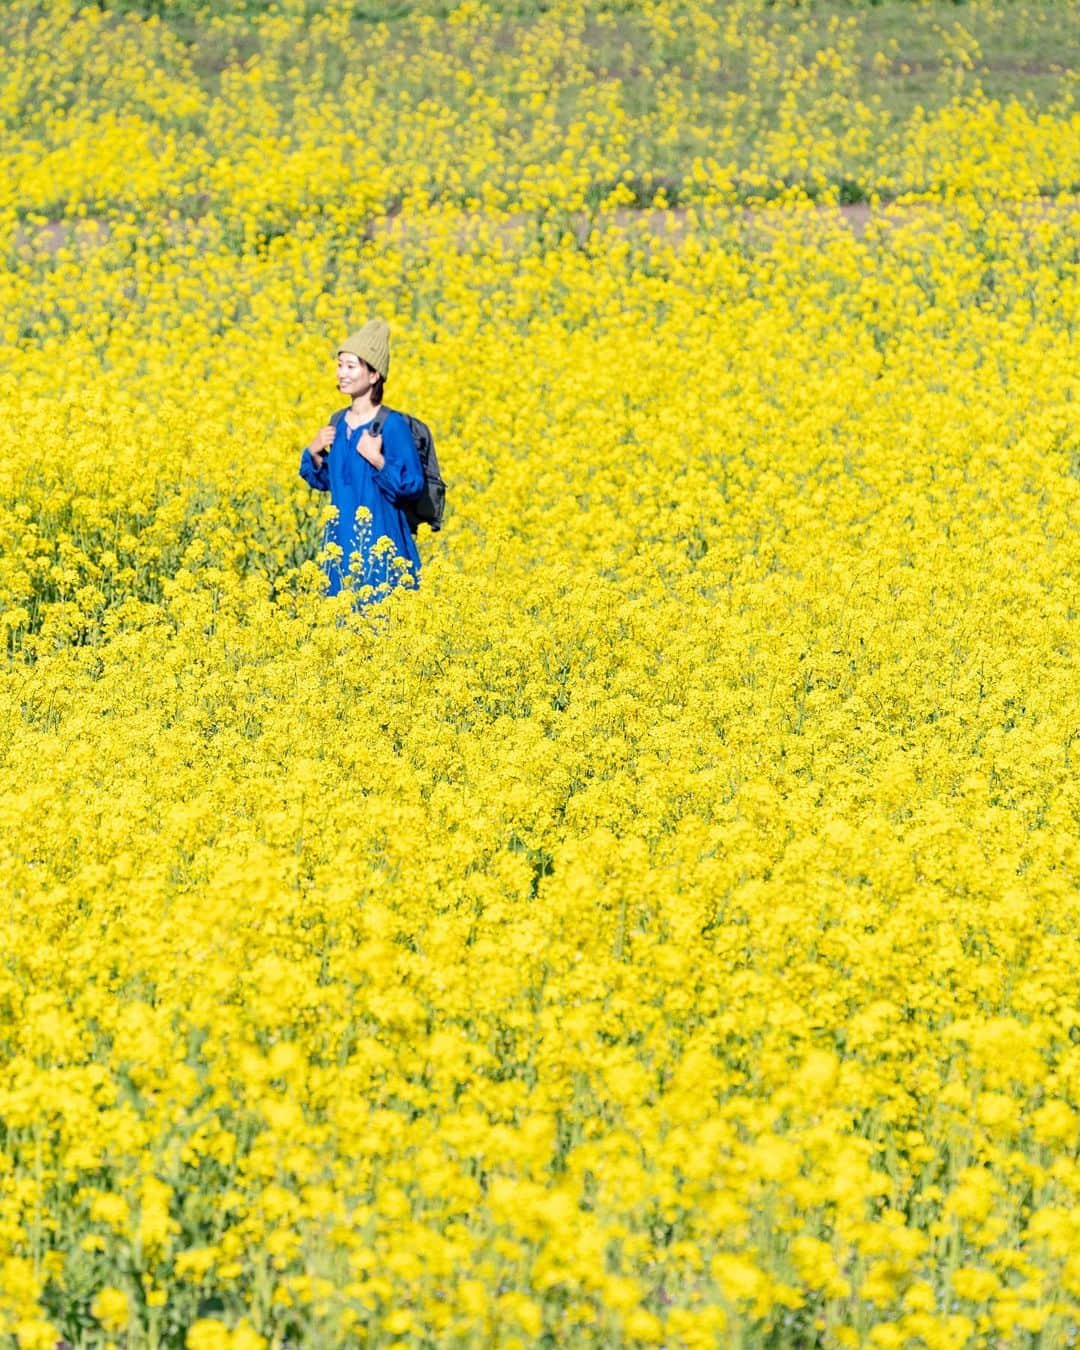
<box><xmin>300</xmin><ymin>410</ymin><xmax>424</xmax><ymax>597</ymax></box>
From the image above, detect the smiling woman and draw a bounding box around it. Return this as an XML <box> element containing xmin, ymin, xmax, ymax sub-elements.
<box><xmin>299</xmin><ymin>320</ymin><xmax>425</xmax><ymax>600</ymax></box>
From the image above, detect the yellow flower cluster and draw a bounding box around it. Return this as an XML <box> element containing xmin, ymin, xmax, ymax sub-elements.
<box><xmin>4</xmin><ymin>0</ymin><xmax>1077</xmax><ymax>234</ymax></box>
<box><xmin>1</xmin><ymin>0</ymin><xmax>1079</xmax><ymax>1345</ymax></box>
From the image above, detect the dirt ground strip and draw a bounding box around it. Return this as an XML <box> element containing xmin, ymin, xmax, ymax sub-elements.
<box><xmin>19</xmin><ymin>197</ymin><xmax>1079</xmax><ymax>258</ymax></box>
<box><xmin>373</xmin><ymin>196</ymin><xmax>1079</xmax><ymax>250</ymax></box>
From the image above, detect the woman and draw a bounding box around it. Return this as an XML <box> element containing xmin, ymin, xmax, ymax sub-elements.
<box><xmin>299</xmin><ymin>319</ymin><xmax>424</xmax><ymax>598</ymax></box>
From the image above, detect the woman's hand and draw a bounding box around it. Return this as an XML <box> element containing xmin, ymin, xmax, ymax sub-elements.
<box><xmin>356</xmin><ymin>429</ymin><xmax>385</xmax><ymax>471</ymax></box>
<box><xmin>308</xmin><ymin>425</ymin><xmax>335</xmax><ymax>466</ymax></box>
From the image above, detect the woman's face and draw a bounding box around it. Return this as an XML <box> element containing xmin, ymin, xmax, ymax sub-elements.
<box><xmin>337</xmin><ymin>353</ymin><xmax>378</xmax><ymax>399</ymax></box>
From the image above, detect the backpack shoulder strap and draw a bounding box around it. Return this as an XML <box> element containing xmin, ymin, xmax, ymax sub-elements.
<box><xmin>328</xmin><ymin>407</ymin><xmax>348</xmax><ymax>427</ymax></box>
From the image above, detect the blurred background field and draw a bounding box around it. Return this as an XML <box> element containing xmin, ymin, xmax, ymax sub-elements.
<box><xmin>5</xmin><ymin>0</ymin><xmax>1078</xmax><ymax>238</ymax></box>
<box><xmin>1</xmin><ymin>1</ymin><xmax>1079</xmax><ymax>1347</ymax></box>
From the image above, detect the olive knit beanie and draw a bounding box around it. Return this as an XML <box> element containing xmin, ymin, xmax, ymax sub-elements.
<box><xmin>339</xmin><ymin>319</ymin><xmax>390</xmax><ymax>379</ymax></box>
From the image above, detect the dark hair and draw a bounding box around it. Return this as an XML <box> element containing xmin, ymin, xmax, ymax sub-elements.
<box><xmin>360</xmin><ymin>359</ymin><xmax>385</xmax><ymax>404</ymax></box>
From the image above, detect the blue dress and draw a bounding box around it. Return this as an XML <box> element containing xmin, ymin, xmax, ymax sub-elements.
<box><xmin>300</xmin><ymin>410</ymin><xmax>424</xmax><ymax>597</ymax></box>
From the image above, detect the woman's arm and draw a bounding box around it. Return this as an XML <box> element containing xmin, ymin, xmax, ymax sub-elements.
<box><xmin>362</xmin><ymin>414</ymin><xmax>424</xmax><ymax>504</ymax></box>
<box><xmin>300</xmin><ymin>424</ymin><xmax>336</xmax><ymax>490</ymax></box>
<box><xmin>299</xmin><ymin>446</ymin><xmax>330</xmax><ymax>491</ymax></box>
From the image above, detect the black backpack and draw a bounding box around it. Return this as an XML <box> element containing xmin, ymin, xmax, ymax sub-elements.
<box><xmin>329</xmin><ymin>405</ymin><xmax>445</xmax><ymax>535</ymax></box>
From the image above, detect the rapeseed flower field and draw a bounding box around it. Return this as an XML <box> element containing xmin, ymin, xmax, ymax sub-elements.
<box><xmin>1</xmin><ymin>0</ymin><xmax>1079</xmax><ymax>1345</ymax></box>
